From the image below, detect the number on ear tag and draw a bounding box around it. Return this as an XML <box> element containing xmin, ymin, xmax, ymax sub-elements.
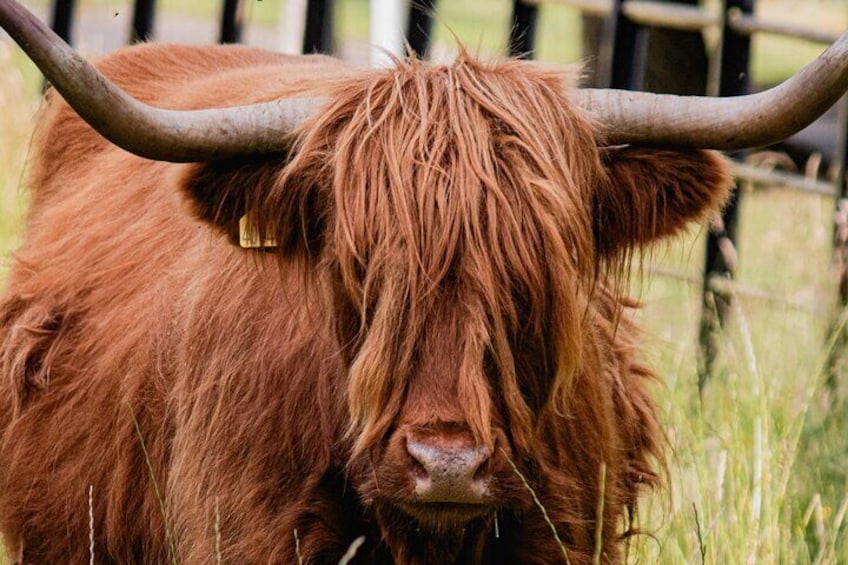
<box><xmin>239</xmin><ymin>213</ymin><xmax>278</xmax><ymax>249</ymax></box>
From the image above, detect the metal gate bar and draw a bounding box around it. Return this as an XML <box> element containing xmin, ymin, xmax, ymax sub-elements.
<box><xmin>50</xmin><ymin>0</ymin><xmax>75</xmax><ymax>44</ymax></box>
<box><xmin>219</xmin><ymin>0</ymin><xmax>245</xmax><ymax>44</ymax></box>
<box><xmin>406</xmin><ymin>0</ymin><xmax>437</xmax><ymax>58</ymax></box>
<box><xmin>130</xmin><ymin>0</ymin><xmax>156</xmax><ymax>43</ymax></box>
<box><xmin>303</xmin><ymin>0</ymin><xmax>334</xmax><ymax>54</ymax></box>
<box><xmin>509</xmin><ymin>0</ymin><xmax>539</xmax><ymax>58</ymax></box>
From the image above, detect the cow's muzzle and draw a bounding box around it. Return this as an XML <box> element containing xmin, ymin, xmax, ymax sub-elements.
<box><xmin>396</xmin><ymin>429</ymin><xmax>492</xmax><ymax>524</ymax></box>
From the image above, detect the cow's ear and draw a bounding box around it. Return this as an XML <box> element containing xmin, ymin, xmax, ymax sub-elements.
<box><xmin>179</xmin><ymin>156</ymin><xmax>325</xmax><ymax>255</ymax></box>
<box><xmin>180</xmin><ymin>156</ymin><xmax>285</xmax><ymax>245</ymax></box>
<box><xmin>592</xmin><ymin>147</ymin><xmax>733</xmax><ymax>257</ymax></box>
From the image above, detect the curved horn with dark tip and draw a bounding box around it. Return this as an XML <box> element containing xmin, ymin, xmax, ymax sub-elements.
<box><xmin>0</xmin><ymin>0</ymin><xmax>323</xmax><ymax>162</ymax></box>
<box><xmin>3</xmin><ymin>0</ymin><xmax>848</xmax><ymax>159</ymax></box>
<box><xmin>578</xmin><ymin>32</ymin><xmax>848</xmax><ymax>150</ymax></box>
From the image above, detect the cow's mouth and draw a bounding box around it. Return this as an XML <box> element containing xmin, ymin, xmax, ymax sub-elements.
<box><xmin>396</xmin><ymin>501</ymin><xmax>492</xmax><ymax>525</ymax></box>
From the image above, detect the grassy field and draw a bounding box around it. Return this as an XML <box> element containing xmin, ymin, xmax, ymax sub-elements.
<box><xmin>629</xmin><ymin>191</ymin><xmax>848</xmax><ymax>563</ymax></box>
<box><xmin>0</xmin><ymin>44</ymin><xmax>38</xmax><ymax>281</ymax></box>
<box><xmin>2</xmin><ymin>1</ymin><xmax>848</xmax><ymax>563</ymax></box>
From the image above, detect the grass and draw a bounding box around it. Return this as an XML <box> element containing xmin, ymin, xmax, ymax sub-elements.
<box><xmin>0</xmin><ymin>41</ymin><xmax>36</xmax><ymax>564</ymax></box>
<box><xmin>2</xmin><ymin>2</ymin><xmax>848</xmax><ymax>563</ymax></box>
<box><xmin>627</xmin><ymin>183</ymin><xmax>848</xmax><ymax>563</ymax></box>
<box><xmin>0</xmin><ymin>44</ymin><xmax>38</xmax><ymax>282</ymax></box>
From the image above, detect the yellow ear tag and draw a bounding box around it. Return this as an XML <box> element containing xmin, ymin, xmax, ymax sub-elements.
<box><xmin>239</xmin><ymin>213</ymin><xmax>278</xmax><ymax>249</ymax></box>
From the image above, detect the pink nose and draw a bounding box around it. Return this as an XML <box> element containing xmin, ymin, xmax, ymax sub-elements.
<box><xmin>406</xmin><ymin>432</ymin><xmax>491</xmax><ymax>503</ymax></box>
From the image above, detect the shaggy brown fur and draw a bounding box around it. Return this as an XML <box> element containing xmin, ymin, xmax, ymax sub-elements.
<box><xmin>0</xmin><ymin>43</ymin><xmax>732</xmax><ymax>564</ymax></box>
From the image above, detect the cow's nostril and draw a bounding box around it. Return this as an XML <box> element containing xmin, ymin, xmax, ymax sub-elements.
<box><xmin>407</xmin><ymin>450</ymin><xmax>429</xmax><ymax>479</ymax></box>
<box><xmin>405</xmin><ymin>433</ymin><xmax>491</xmax><ymax>502</ymax></box>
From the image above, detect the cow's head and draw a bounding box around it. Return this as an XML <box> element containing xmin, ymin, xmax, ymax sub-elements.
<box><xmin>217</xmin><ymin>57</ymin><xmax>734</xmax><ymax>558</ymax></box>
<box><xmin>3</xmin><ymin>2</ymin><xmax>846</xmax><ymax>558</ymax></box>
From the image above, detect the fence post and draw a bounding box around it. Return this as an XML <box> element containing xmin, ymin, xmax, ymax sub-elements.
<box><xmin>698</xmin><ymin>0</ymin><xmax>754</xmax><ymax>388</ymax></box>
<box><xmin>825</xmin><ymin>96</ymin><xmax>848</xmax><ymax>391</ymax></box>
<box><xmin>406</xmin><ymin>0</ymin><xmax>437</xmax><ymax>58</ymax></box>
<box><xmin>130</xmin><ymin>0</ymin><xmax>157</xmax><ymax>43</ymax></box>
<box><xmin>606</xmin><ymin>0</ymin><xmax>649</xmax><ymax>90</ymax></box>
<box><xmin>834</xmin><ymin>99</ymin><xmax>848</xmax><ymax>304</ymax></box>
<box><xmin>220</xmin><ymin>0</ymin><xmax>245</xmax><ymax>44</ymax></box>
<box><xmin>508</xmin><ymin>0</ymin><xmax>538</xmax><ymax>58</ymax></box>
<box><xmin>50</xmin><ymin>0</ymin><xmax>76</xmax><ymax>44</ymax></box>
<box><xmin>371</xmin><ymin>0</ymin><xmax>404</xmax><ymax>66</ymax></box>
<box><xmin>642</xmin><ymin>0</ymin><xmax>707</xmax><ymax>95</ymax></box>
<box><xmin>302</xmin><ymin>0</ymin><xmax>334</xmax><ymax>54</ymax></box>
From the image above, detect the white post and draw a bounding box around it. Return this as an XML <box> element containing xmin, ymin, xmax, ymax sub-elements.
<box><xmin>370</xmin><ymin>0</ymin><xmax>405</xmax><ymax>67</ymax></box>
<box><xmin>279</xmin><ymin>0</ymin><xmax>307</xmax><ymax>54</ymax></box>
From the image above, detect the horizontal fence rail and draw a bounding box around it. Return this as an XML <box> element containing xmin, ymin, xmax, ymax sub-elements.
<box><xmin>622</xmin><ymin>1</ymin><xmax>715</xmax><ymax>31</ymax></box>
<box><xmin>531</xmin><ymin>0</ymin><xmax>841</xmax><ymax>43</ymax></box>
<box><xmin>642</xmin><ymin>264</ymin><xmax>817</xmax><ymax>314</ymax></box>
<box><xmin>524</xmin><ymin>0</ymin><xmax>612</xmax><ymax>17</ymax></box>
<box><xmin>726</xmin><ymin>8</ymin><xmax>841</xmax><ymax>45</ymax></box>
<box><xmin>731</xmin><ymin>162</ymin><xmax>839</xmax><ymax>197</ymax></box>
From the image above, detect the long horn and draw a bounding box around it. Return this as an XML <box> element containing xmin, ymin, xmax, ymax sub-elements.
<box><xmin>578</xmin><ymin>32</ymin><xmax>848</xmax><ymax>150</ymax></box>
<box><xmin>0</xmin><ymin>0</ymin><xmax>322</xmax><ymax>162</ymax></box>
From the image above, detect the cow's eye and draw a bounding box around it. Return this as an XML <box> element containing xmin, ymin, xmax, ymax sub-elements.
<box><xmin>516</xmin><ymin>339</ymin><xmax>556</xmax><ymax>411</ymax></box>
<box><xmin>332</xmin><ymin>281</ymin><xmax>373</xmax><ymax>363</ymax></box>
<box><xmin>484</xmin><ymin>334</ymin><xmax>553</xmax><ymax>415</ymax></box>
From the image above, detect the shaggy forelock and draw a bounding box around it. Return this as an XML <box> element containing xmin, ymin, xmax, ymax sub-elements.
<box><xmin>266</xmin><ymin>53</ymin><xmax>603</xmax><ymax>455</ymax></box>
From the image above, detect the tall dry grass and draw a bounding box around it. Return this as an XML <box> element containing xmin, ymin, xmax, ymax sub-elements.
<box><xmin>0</xmin><ymin>41</ymin><xmax>38</xmax><ymax>281</ymax></box>
<box><xmin>630</xmin><ymin>180</ymin><xmax>848</xmax><ymax>563</ymax></box>
<box><xmin>0</xmin><ymin>35</ymin><xmax>42</xmax><ymax>563</ymax></box>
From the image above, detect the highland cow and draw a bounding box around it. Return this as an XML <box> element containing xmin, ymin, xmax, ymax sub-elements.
<box><xmin>0</xmin><ymin>2</ymin><xmax>846</xmax><ymax>563</ymax></box>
